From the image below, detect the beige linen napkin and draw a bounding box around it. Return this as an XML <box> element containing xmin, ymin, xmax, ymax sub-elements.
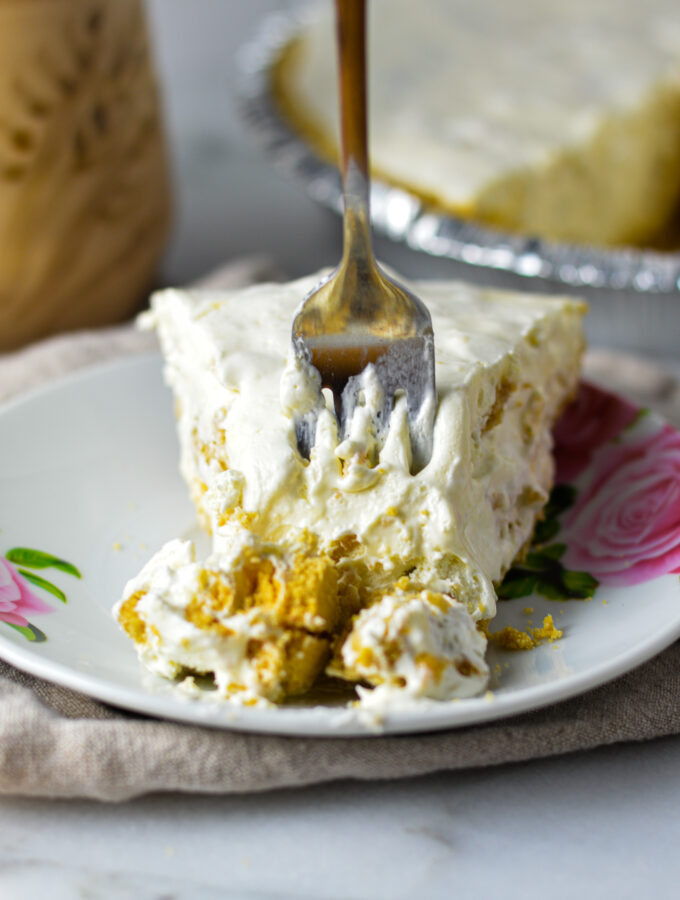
<box><xmin>0</xmin><ymin>259</ymin><xmax>679</xmax><ymax>801</ymax></box>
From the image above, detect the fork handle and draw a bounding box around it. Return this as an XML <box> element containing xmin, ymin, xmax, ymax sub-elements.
<box><xmin>335</xmin><ymin>0</ymin><xmax>373</xmax><ymax>263</ymax></box>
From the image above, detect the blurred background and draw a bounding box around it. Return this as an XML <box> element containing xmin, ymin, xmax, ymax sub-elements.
<box><xmin>148</xmin><ymin>0</ymin><xmax>340</xmax><ymax>284</ymax></box>
<box><xmin>152</xmin><ymin>0</ymin><xmax>680</xmax><ymax>362</ymax></box>
<box><xmin>1</xmin><ymin>0</ymin><xmax>678</xmax><ymax>360</ymax></box>
<box><xmin>0</xmin><ymin>0</ymin><xmax>339</xmax><ymax>352</ymax></box>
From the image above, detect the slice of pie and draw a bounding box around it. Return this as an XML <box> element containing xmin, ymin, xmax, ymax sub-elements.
<box><xmin>115</xmin><ymin>271</ymin><xmax>585</xmax><ymax>707</ymax></box>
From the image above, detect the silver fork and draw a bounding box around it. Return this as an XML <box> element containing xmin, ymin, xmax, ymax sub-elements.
<box><xmin>291</xmin><ymin>0</ymin><xmax>436</xmax><ymax>473</ymax></box>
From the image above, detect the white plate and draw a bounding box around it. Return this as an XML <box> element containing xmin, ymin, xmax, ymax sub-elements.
<box><xmin>0</xmin><ymin>354</ymin><xmax>679</xmax><ymax>736</ymax></box>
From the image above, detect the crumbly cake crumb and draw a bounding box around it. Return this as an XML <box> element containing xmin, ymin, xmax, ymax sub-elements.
<box><xmin>482</xmin><ymin>614</ymin><xmax>563</xmax><ymax>651</ymax></box>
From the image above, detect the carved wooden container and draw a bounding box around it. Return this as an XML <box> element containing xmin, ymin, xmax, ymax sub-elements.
<box><xmin>0</xmin><ymin>0</ymin><xmax>172</xmax><ymax>350</ymax></box>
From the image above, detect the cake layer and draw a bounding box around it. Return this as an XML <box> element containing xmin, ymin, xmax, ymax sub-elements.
<box><xmin>272</xmin><ymin>0</ymin><xmax>680</xmax><ymax>246</ymax></box>
<box><xmin>116</xmin><ymin>533</ymin><xmax>338</xmax><ymax>703</ymax></box>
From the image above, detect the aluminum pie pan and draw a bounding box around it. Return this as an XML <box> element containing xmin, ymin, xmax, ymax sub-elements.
<box><xmin>239</xmin><ymin>11</ymin><xmax>680</xmax><ymax>297</ymax></box>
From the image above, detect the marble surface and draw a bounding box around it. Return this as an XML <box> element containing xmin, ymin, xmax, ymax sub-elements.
<box><xmin>2</xmin><ymin>737</ymin><xmax>680</xmax><ymax>899</ymax></box>
<box><xmin>1</xmin><ymin>2</ymin><xmax>679</xmax><ymax>897</ymax></box>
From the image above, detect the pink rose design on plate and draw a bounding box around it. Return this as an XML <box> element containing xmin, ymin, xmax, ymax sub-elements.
<box><xmin>553</xmin><ymin>382</ymin><xmax>638</xmax><ymax>482</ymax></box>
<box><xmin>562</xmin><ymin>424</ymin><xmax>680</xmax><ymax>586</ymax></box>
<box><xmin>0</xmin><ymin>558</ymin><xmax>53</xmax><ymax>627</ymax></box>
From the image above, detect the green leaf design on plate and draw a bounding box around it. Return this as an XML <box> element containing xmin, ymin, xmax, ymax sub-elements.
<box><xmin>7</xmin><ymin>622</ymin><xmax>48</xmax><ymax>643</ymax></box>
<box><xmin>536</xmin><ymin>581</ymin><xmax>570</xmax><ymax>600</ymax></box>
<box><xmin>5</xmin><ymin>548</ymin><xmax>81</xmax><ymax>578</ymax></box>
<box><xmin>535</xmin><ymin>543</ymin><xmax>566</xmax><ymax>561</ymax></box>
<box><xmin>498</xmin><ymin>476</ymin><xmax>599</xmax><ymax>604</ymax></box>
<box><xmin>562</xmin><ymin>570</ymin><xmax>599</xmax><ymax>599</ymax></box>
<box><xmin>524</xmin><ymin>546</ymin><xmax>566</xmax><ymax>572</ymax></box>
<box><xmin>500</xmin><ymin>540</ymin><xmax>598</xmax><ymax>602</ymax></box>
<box><xmin>497</xmin><ymin>575</ymin><xmax>538</xmax><ymax>600</ymax></box>
<box><xmin>532</xmin><ymin>518</ymin><xmax>560</xmax><ymax>544</ymax></box>
<box><xmin>543</xmin><ymin>484</ymin><xmax>577</xmax><ymax>521</ymax></box>
<box><xmin>531</xmin><ymin>485</ymin><xmax>575</xmax><ymax>546</ymax></box>
<box><xmin>18</xmin><ymin>569</ymin><xmax>67</xmax><ymax>603</ymax></box>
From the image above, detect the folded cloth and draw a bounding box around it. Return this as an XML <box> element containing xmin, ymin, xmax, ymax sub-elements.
<box><xmin>0</xmin><ymin>258</ymin><xmax>678</xmax><ymax>801</ymax></box>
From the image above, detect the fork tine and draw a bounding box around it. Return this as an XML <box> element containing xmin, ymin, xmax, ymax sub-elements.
<box><xmin>365</xmin><ymin>332</ymin><xmax>436</xmax><ymax>471</ymax></box>
<box><xmin>404</xmin><ymin>336</ymin><xmax>436</xmax><ymax>471</ymax></box>
<box><xmin>294</xmin><ymin>332</ymin><xmax>435</xmax><ymax>472</ymax></box>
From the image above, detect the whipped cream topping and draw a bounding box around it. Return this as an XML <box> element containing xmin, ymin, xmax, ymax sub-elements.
<box><xmin>144</xmin><ymin>271</ymin><xmax>584</xmax><ymax>623</ymax></box>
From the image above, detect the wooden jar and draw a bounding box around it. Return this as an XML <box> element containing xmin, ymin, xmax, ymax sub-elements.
<box><xmin>0</xmin><ymin>0</ymin><xmax>172</xmax><ymax>350</ymax></box>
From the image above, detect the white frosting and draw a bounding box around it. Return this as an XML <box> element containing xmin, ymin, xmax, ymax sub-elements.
<box><xmin>145</xmin><ymin>271</ymin><xmax>583</xmax><ymax>620</ymax></box>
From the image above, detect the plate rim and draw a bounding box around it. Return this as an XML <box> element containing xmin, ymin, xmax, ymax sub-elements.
<box><xmin>0</xmin><ymin>349</ymin><xmax>161</xmax><ymax>418</ymax></box>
